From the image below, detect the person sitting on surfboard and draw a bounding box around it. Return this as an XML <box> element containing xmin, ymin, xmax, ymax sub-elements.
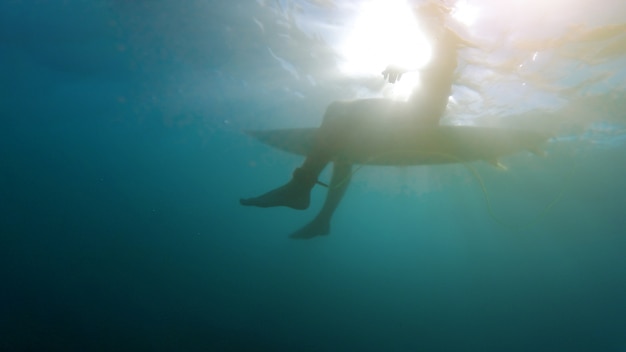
<box><xmin>241</xmin><ymin>1</ymin><xmax>476</xmax><ymax>210</ymax></box>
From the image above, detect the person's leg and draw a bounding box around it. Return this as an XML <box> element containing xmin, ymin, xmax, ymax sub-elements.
<box><xmin>239</xmin><ymin>101</ymin><xmax>349</xmax><ymax>210</ymax></box>
<box><xmin>289</xmin><ymin>161</ymin><xmax>352</xmax><ymax>239</ymax></box>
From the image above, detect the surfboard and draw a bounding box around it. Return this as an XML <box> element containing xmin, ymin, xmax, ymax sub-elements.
<box><xmin>245</xmin><ymin>126</ymin><xmax>550</xmax><ymax>166</ymax></box>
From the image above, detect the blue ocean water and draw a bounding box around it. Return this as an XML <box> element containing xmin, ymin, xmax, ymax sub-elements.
<box><xmin>2</xmin><ymin>0</ymin><xmax>626</xmax><ymax>351</ymax></box>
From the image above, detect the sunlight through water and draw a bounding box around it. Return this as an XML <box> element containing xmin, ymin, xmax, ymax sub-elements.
<box><xmin>339</xmin><ymin>0</ymin><xmax>432</xmax><ymax>99</ymax></box>
<box><xmin>451</xmin><ymin>0</ymin><xmax>480</xmax><ymax>26</ymax></box>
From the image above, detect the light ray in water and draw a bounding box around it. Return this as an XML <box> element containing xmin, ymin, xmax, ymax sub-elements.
<box><xmin>451</xmin><ymin>0</ymin><xmax>480</xmax><ymax>27</ymax></box>
<box><xmin>338</xmin><ymin>0</ymin><xmax>431</xmax><ymax>81</ymax></box>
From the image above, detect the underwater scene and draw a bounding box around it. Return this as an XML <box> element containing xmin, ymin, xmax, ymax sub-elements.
<box><xmin>2</xmin><ymin>0</ymin><xmax>626</xmax><ymax>351</ymax></box>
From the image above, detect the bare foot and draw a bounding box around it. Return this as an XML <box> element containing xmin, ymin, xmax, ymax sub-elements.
<box><xmin>289</xmin><ymin>216</ymin><xmax>330</xmax><ymax>239</ymax></box>
<box><xmin>240</xmin><ymin>180</ymin><xmax>311</xmax><ymax>210</ymax></box>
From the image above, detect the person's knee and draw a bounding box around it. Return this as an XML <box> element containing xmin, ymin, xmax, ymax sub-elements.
<box><xmin>322</xmin><ymin>101</ymin><xmax>348</xmax><ymax>125</ymax></box>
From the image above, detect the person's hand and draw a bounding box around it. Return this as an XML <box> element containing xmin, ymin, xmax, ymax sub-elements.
<box><xmin>382</xmin><ymin>65</ymin><xmax>405</xmax><ymax>83</ymax></box>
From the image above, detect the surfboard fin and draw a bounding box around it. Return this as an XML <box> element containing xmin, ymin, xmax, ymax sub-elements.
<box><xmin>486</xmin><ymin>159</ymin><xmax>507</xmax><ymax>170</ymax></box>
<box><xmin>529</xmin><ymin>147</ymin><xmax>547</xmax><ymax>157</ymax></box>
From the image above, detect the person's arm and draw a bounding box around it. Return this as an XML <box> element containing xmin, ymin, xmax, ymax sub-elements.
<box><xmin>448</xmin><ymin>27</ymin><xmax>479</xmax><ymax>49</ymax></box>
<box><xmin>382</xmin><ymin>27</ymin><xmax>474</xmax><ymax>84</ymax></box>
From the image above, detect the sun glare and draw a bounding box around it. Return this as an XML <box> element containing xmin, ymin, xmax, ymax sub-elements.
<box><xmin>451</xmin><ymin>0</ymin><xmax>479</xmax><ymax>26</ymax></box>
<box><xmin>339</xmin><ymin>0</ymin><xmax>431</xmax><ymax>79</ymax></box>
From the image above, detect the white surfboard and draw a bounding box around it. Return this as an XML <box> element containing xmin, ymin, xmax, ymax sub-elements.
<box><xmin>245</xmin><ymin>126</ymin><xmax>549</xmax><ymax>166</ymax></box>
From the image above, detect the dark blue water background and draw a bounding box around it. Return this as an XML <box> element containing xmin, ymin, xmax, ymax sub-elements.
<box><xmin>1</xmin><ymin>1</ymin><xmax>626</xmax><ymax>351</ymax></box>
